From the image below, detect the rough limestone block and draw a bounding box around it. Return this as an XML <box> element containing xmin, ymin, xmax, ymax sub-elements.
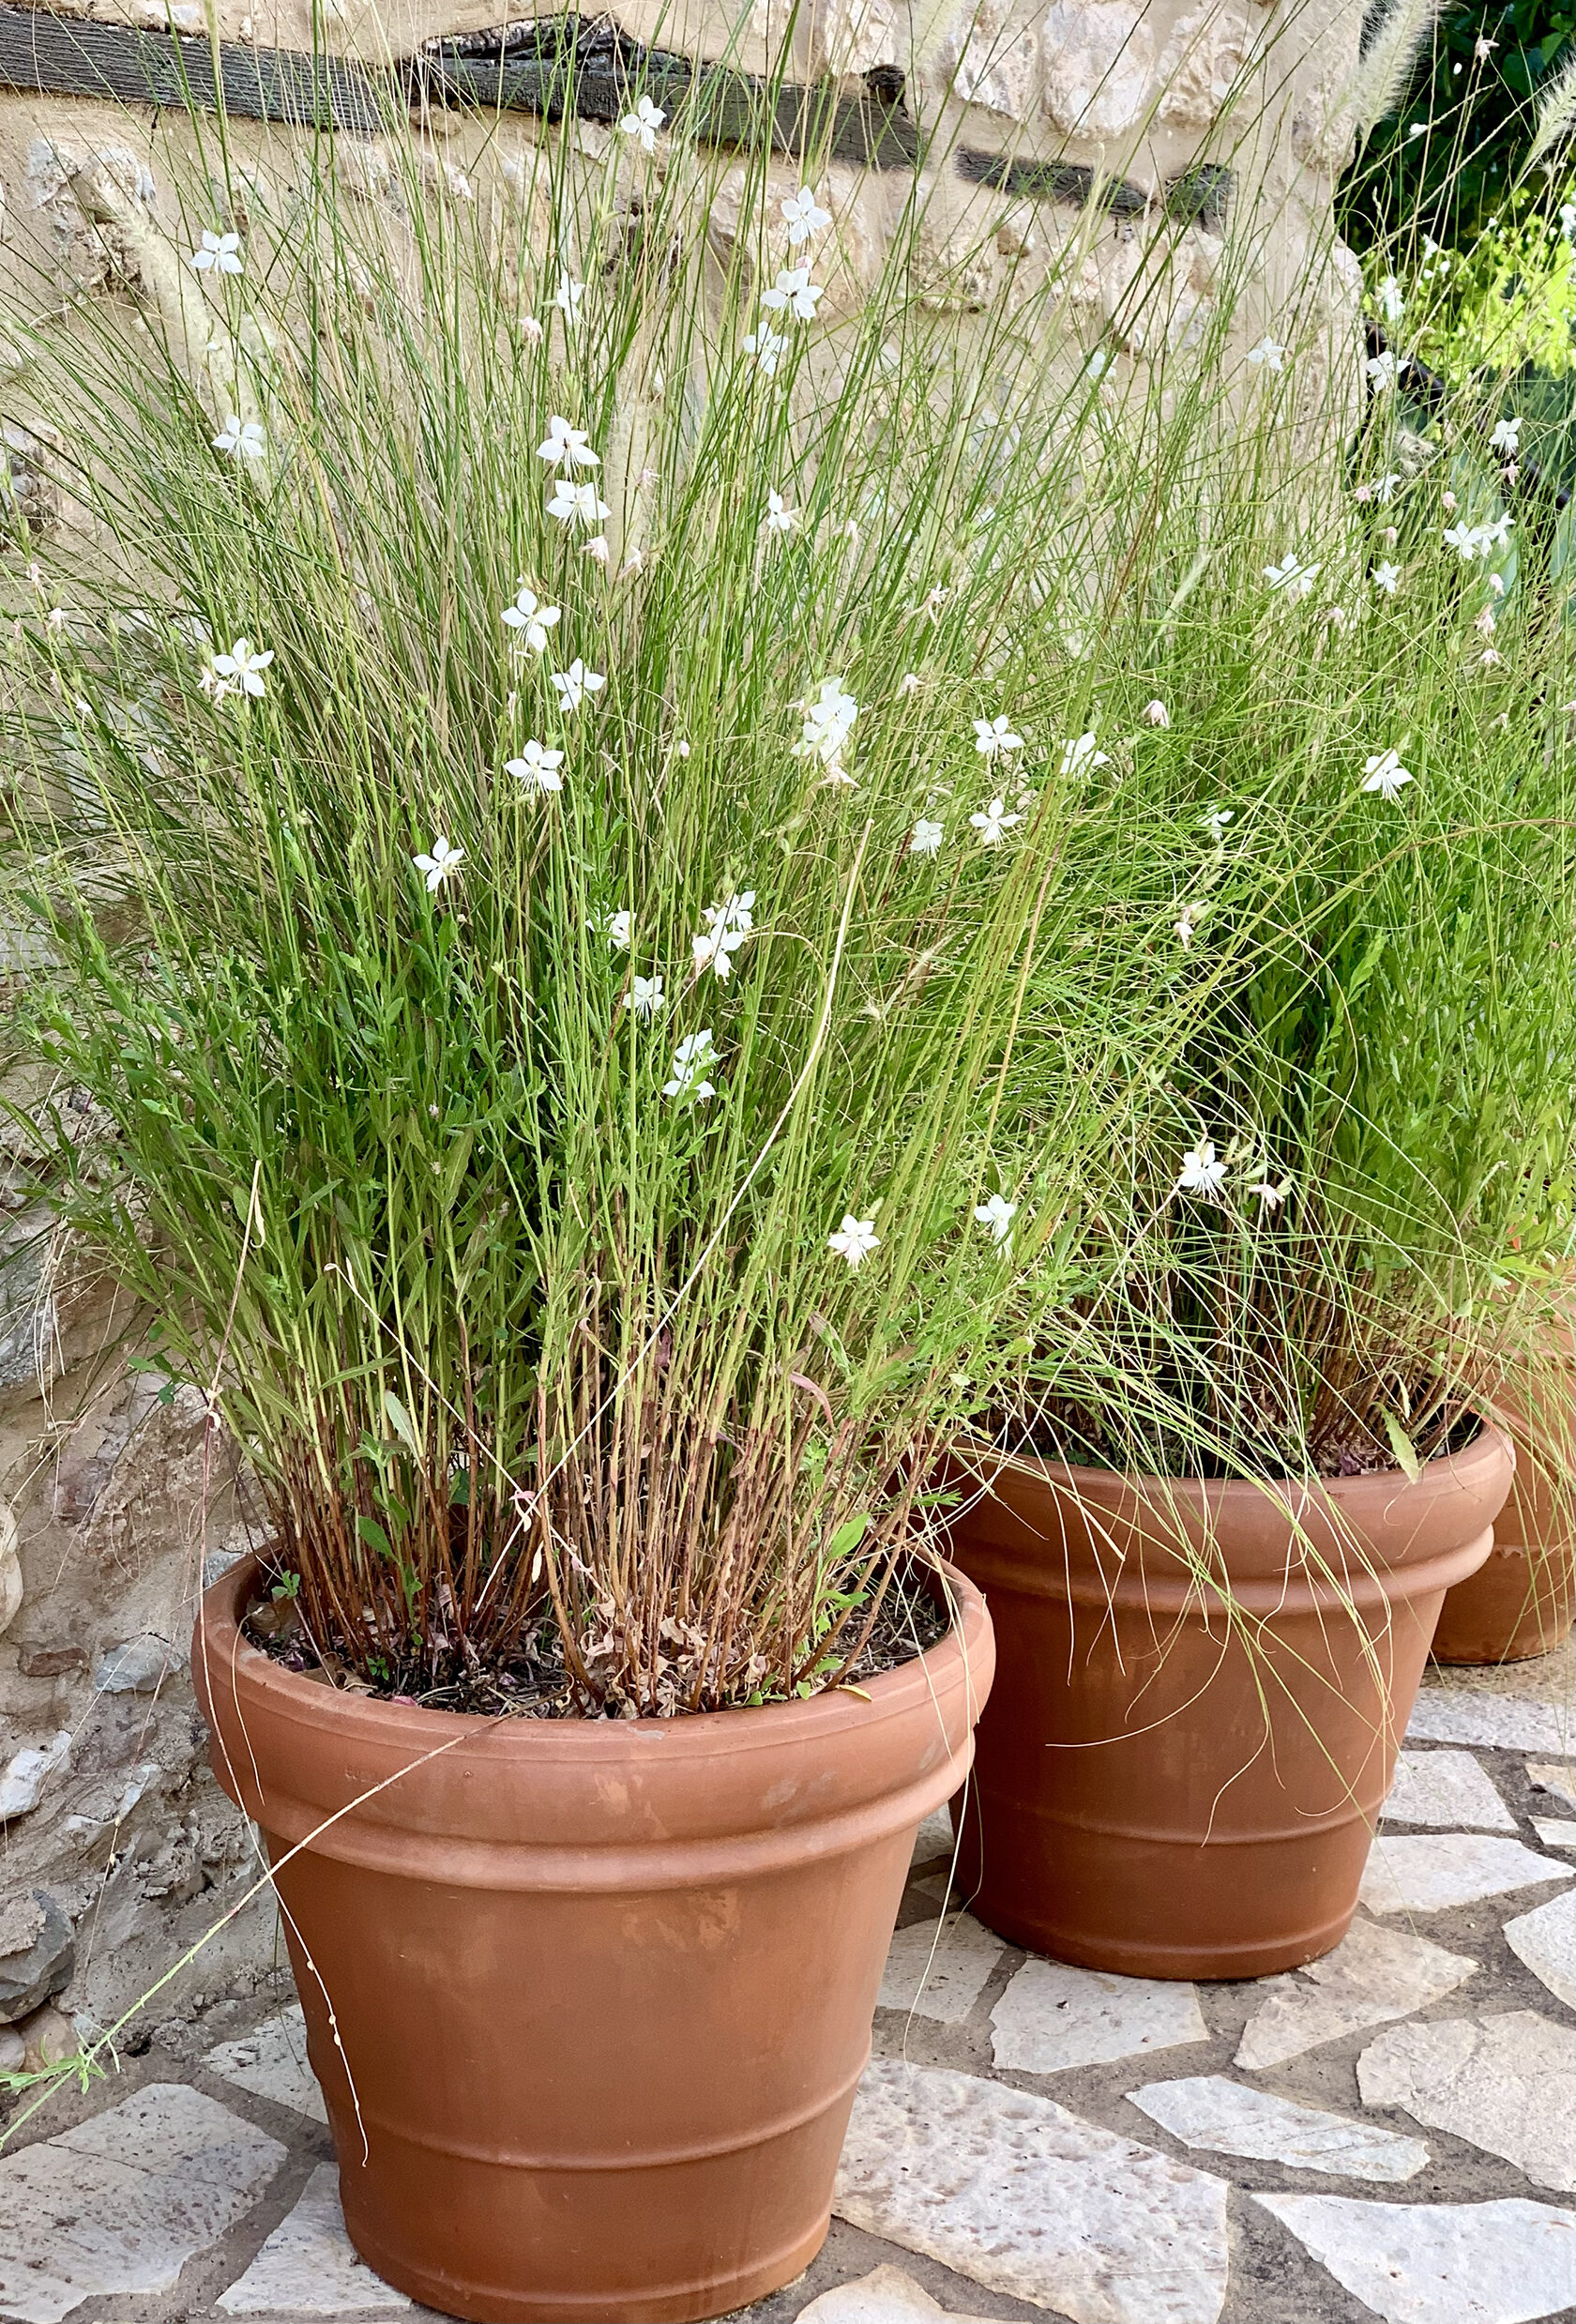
<box><xmin>205</xmin><ymin>2005</ymin><xmax>329</xmax><ymax>2121</ymax></box>
<box><xmin>1504</xmin><ymin>1889</ymin><xmax>1576</xmax><ymax>2011</ymax></box>
<box><xmin>877</xmin><ymin>1913</ymin><xmax>1005</xmax><ymax>2024</ymax></box>
<box><xmin>1382</xmin><ymin>1749</ymin><xmax>1515</xmax><ymax>1831</ymax></box>
<box><xmin>0</xmin><ymin>1890</ymin><xmax>75</xmax><ymax>2025</ymax></box>
<box><xmin>1357</xmin><ymin>2013</ymin><xmax>1576</xmax><ymax>2195</ymax></box>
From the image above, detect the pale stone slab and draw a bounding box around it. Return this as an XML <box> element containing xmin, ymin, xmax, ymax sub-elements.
<box><xmin>878</xmin><ymin>1914</ymin><xmax>1004</xmax><ymax>2025</ymax></box>
<box><xmin>909</xmin><ymin>1808</ymin><xmax>955</xmax><ymax>1867</ymax></box>
<box><xmin>1407</xmin><ymin>1694</ymin><xmax>1571</xmax><ymax>1755</ymax></box>
<box><xmin>796</xmin><ymin>2264</ymin><xmax>1004</xmax><ymax>2324</ymax></box>
<box><xmin>1383</xmin><ymin>1750</ymin><xmax>1515</xmax><ymax>1830</ymax></box>
<box><xmin>1357</xmin><ymin>2013</ymin><xmax>1576</xmax><ymax>2194</ymax></box>
<box><xmin>1505</xmin><ymin>1889</ymin><xmax>1576</xmax><ymax>2010</ymax></box>
<box><xmin>0</xmin><ymin>2082</ymin><xmax>285</xmax><ymax>2324</ymax></box>
<box><xmin>1532</xmin><ymin>1820</ymin><xmax>1576</xmax><ymax>1850</ymax></box>
<box><xmin>218</xmin><ymin>2164</ymin><xmax>410</xmax><ymax>2313</ymax></box>
<box><xmin>1359</xmin><ymin>1833</ymin><xmax>1571</xmax><ymax>1916</ymax></box>
<box><xmin>1235</xmin><ymin>1917</ymin><xmax>1478</xmax><ymax>2072</ymax></box>
<box><xmin>1129</xmin><ymin>2073</ymin><xmax>1428</xmax><ymax>2182</ymax></box>
<box><xmin>1253</xmin><ymin>2194</ymin><xmax>1576</xmax><ymax>2324</ymax></box>
<box><xmin>1529</xmin><ymin>1764</ymin><xmax>1576</xmax><ymax>1812</ymax></box>
<box><xmin>205</xmin><ymin>2006</ymin><xmax>328</xmax><ymax>2122</ymax></box>
<box><xmin>990</xmin><ymin>1957</ymin><xmax>1207</xmax><ymax>2073</ymax></box>
<box><xmin>835</xmin><ymin>2060</ymin><xmax>1230</xmax><ymax>2324</ymax></box>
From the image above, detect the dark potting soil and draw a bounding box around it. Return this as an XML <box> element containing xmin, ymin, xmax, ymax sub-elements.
<box><xmin>991</xmin><ymin>1403</ymin><xmax>1485</xmax><ymax>1484</ymax></box>
<box><xmin>243</xmin><ymin>1578</ymin><xmax>950</xmax><ymax>1719</ymax></box>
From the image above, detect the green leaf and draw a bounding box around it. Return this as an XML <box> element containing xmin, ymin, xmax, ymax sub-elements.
<box><xmin>826</xmin><ymin>1511</ymin><xmax>871</xmax><ymax>1560</ymax></box>
<box><xmin>1382</xmin><ymin>1410</ymin><xmax>1423</xmax><ymax>1485</ymax></box>
<box><xmin>383</xmin><ymin>1390</ymin><xmax>421</xmax><ymax>1459</ymax></box>
<box><xmin>356</xmin><ymin>1514</ymin><xmax>392</xmax><ymax>1558</ymax></box>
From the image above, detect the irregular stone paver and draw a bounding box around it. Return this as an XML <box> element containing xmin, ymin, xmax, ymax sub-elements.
<box><xmin>1252</xmin><ymin>2194</ymin><xmax>1576</xmax><ymax>2324</ymax></box>
<box><xmin>1235</xmin><ymin>1917</ymin><xmax>1478</xmax><ymax>2071</ymax></box>
<box><xmin>1129</xmin><ymin>2074</ymin><xmax>1429</xmax><ymax>2182</ymax></box>
<box><xmin>1406</xmin><ymin>1696</ymin><xmax>1571</xmax><ymax>1754</ymax></box>
<box><xmin>877</xmin><ymin>1914</ymin><xmax>1004</xmax><ymax>2025</ymax></box>
<box><xmin>990</xmin><ymin>1956</ymin><xmax>1207</xmax><ymax>2073</ymax></box>
<box><xmin>1531</xmin><ymin>1818</ymin><xmax>1576</xmax><ymax>1849</ymax></box>
<box><xmin>796</xmin><ymin>2265</ymin><xmax>1001</xmax><ymax>2323</ymax></box>
<box><xmin>908</xmin><ymin>1809</ymin><xmax>955</xmax><ymax>1867</ymax></box>
<box><xmin>835</xmin><ymin>2059</ymin><xmax>1230</xmax><ymax>2324</ymax></box>
<box><xmin>0</xmin><ymin>2083</ymin><xmax>285</xmax><ymax>2324</ymax></box>
<box><xmin>1357</xmin><ymin>2014</ymin><xmax>1576</xmax><ymax>2194</ymax></box>
<box><xmin>217</xmin><ymin>2164</ymin><xmax>410</xmax><ymax>2313</ymax></box>
<box><xmin>1383</xmin><ymin>1750</ymin><xmax>1514</xmax><ymax>1831</ymax></box>
<box><xmin>1504</xmin><ymin>1889</ymin><xmax>1576</xmax><ymax>2010</ymax></box>
<box><xmin>1527</xmin><ymin>1763</ymin><xmax>1576</xmax><ymax>1813</ymax></box>
<box><xmin>1358</xmin><ymin>1834</ymin><xmax>1571</xmax><ymax>1916</ymax></box>
<box><xmin>205</xmin><ymin>2006</ymin><xmax>328</xmax><ymax>2122</ymax></box>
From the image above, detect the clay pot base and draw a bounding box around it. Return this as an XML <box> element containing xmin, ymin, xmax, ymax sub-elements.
<box><xmin>1432</xmin><ymin>1537</ymin><xmax>1575</xmax><ymax>1663</ymax></box>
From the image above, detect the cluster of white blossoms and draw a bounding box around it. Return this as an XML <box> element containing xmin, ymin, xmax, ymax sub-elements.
<box><xmin>200</xmin><ymin>636</ymin><xmax>272</xmax><ymax>704</ymax></box>
<box><xmin>1175</xmin><ymin>1139</ymin><xmax>1288</xmax><ymax>1209</ymax></box>
<box><xmin>1443</xmin><ymin>513</ymin><xmax>1513</xmax><ymax>562</ymax></box>
<box><xmin>539</xmin><ymin>415</ymin><xmax>612</xmax><ymax>554</ymax></box>
<box><xmin>743</xmin><ymin>187</ymin><xmax>830</xmax><ymax>375</ymax></box>
<box><xmin>692</xmin><ymin>891</ymin><xmax>755</xmax><ymax>981</ymax></box>
<box><xmin>828</xmin><ymin>1185</ymin><xmax>1019</xmax><ymax>1273</ymax></box>
<box><xmin>795</xmin><ymin>676</ymin><xmax>858</xmax><ymax>781</ymax></box>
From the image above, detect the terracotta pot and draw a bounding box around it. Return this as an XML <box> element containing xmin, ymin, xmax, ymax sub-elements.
<box><xmin>937</xmin><ymin>1426</ymin><xmax>1510</xmax><ymax>1980</ymax></box>
<box><xmin>1434</xmin><ymin>1314</ymin><xmax>1575</xmax><ymax>1664</ymax></box>
<box><xmin>194</xmin><ymin>1558</ymin><xmax>993</xmax><ymax>2324</ymax></box>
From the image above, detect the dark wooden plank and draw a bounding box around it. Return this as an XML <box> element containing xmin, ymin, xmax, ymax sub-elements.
<box><xmin>0</xmin><ymin>1</ymin><xmax>387</xmax><ymax>127</ymax></box>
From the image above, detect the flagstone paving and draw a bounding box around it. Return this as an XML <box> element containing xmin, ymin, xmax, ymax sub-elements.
<box><xmin>1</xmin><ymin>1662</ymin><xmax>1573</xmax><ymax>2324</ymax></box>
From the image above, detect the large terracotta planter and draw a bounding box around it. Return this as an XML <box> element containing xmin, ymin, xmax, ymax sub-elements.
<box><xmin>937</xmin><ymin>1428</ymin><xmax>1510</xmax><ymax>1981</ymax></box>
<box><xmin>195</xmin><ymin>1557</ymin><xmax>993</xmax><ymax>2324</ymax></box>
<box><xmin>1433</xmin><ymin>1318</ymin><xmax>1575</xmax><ymax>1663</ymax></box>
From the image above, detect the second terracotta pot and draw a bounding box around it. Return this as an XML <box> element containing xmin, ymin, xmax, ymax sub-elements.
<box><xmin>939</xmin><ymin>1427</ymin><xmax>1510</xmax><ymax>1980</ymax></box>
<box><xmin>1434</xmin><ymin>1314</ymin><xmax>1575</xmax><ymax>1663</ymax></box>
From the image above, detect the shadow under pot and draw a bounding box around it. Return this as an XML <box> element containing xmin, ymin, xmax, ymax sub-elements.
<box><xmin>194</xmin><ymin>1557</ymin><xmax>993</xmax><ymax>2324</ymax></box>
<box><xmin>936</xmin><ymin>1426</ymin><xmax>1510</xmax><ymax>1982</ymax></box>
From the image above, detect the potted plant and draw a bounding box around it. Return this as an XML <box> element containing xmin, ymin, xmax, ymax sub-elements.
<box><xmin>932</xmin><ymin>382</ymin><xmax>1570</xmax><ymax>1977</ymax></box>
<box><xmin>0</xmin><ymin>122</ymin><xmax>1207</xmax><ymax>2314</ymax></box>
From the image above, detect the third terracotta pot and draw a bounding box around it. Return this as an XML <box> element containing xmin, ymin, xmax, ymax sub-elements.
<box><xmin>939</xmin><ymin>1426</ymin><xmax>1511</xmax><ymax>1980</ymax></box>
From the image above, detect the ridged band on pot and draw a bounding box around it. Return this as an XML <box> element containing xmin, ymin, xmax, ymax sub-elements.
<box><xmin>935</xmin><ymin>1426</ymin><xmax>1510</xmax><ymax>1981</ymax></box>
<box><xmin>194</xmin><ymin>1557</ymin><xmax>993</xmax><ymax>2324</ymax></box>
<box><xmin>1434</xmin><ymin>1314</ymin><xmax>1575</xmax><ymax>1664</ymax></box>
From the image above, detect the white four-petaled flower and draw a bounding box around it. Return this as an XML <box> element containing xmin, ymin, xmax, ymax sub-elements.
<box><xmin>781</xmin><ymin>186</ymin><xmax>831</xmax><ymax>245</ymax></box>
<box><xmin>538</xmin><ymin>416</ymin><xmax>599</xmax><ymax>471</ymax></box>
<box><xmin>506</xmin><ymin>740</ymin><xmax>565</xmax><ymax>794</ymax></box>
<box><xmin>618</xmin><ymin>94</ymin><xmax>666</xmax><ymax>151</ymax></box>
<box><xmin>191</xmin><ymin>230</ymin><xmax>243</xmax><ymax>276</ymax></box>
<box><xmin>626</xmin><ymin>973</ymin><xmax>664</xmax><ymax>1018</ymax></box>
<box><xmin>1246</xmin><ymin>337</ymin><xmax>1286</xmax><ymax>372</ymax></box>
<box><xmin>796</xmin><ymin>677</ymin><xmax>858</xmax><ymax>766</ymax></box>
<box><xmin>208</xmin><ymin>637</ymin><xmax>273</xmax><ymax>698</ymax></box>
<box><xmin>974</xmin><ymin>713</ymin><xmax>1023</xmax><ymax>759</ymax></box>
<box><xmin>761</xmin><ymin>266</ymin><xmax>824</xmax><ymax>322</ymax></box>
<box><xmin>602</xmin><ymin>908</ymin><xmax>633</xmax><ymax>950</ymax></box>
<box><xmin>970</xmin><ymin>797</ymin><xmax>1020</xmax><ymax>847</ymax></box>
<box><xmin>764</xmin><ymin>490</ymin><xmax>797</xmax><ymax>536</ymax></box>
<box><xmin>552</xmin><ymin>660</ymin><xmax>605</xmax><ymax>712</ymax></box>
<box><xmin>1377</xmin><ymin>275</ymin><xmax>1404</xmax><ymax>323</ymax></box>
<box><xmin>828</xmin><ymin>1213</ymin><xmax>879</xmax><ymax>1268</ymax></box>
<box><xmin>414</xmin><ymin>835</ymin><xmax>463</xmax><ymax>893</ymax></box>
<box><xmin>1204</xmin><ymin>806</ymin><xmax>1233</xmax><ymax>843</ymax></box>
<box><xmin>1371</xmin><ymin>561</ymin><xmax>1401</xmax><ymax>595</ymax></box>
<box><xmin>1176</xmin><ymin>1141</ymin><xmax>1228</xmax><ymax>1199</ymax></box>
<box><xmin>213</xmin><ymin>416</ymin><xmax>265</xmax><ymax>460</ymax></box>
<box><xmin>910</xmin><ymin>817</ymin><xmax>944</xmax><ymax>856</ymax></box>
<box><xmin>1250</xmin><ymin>1177</ymin><xmax>1289</xmax><ymax>1208</ymax></box>
<box><xmin>546</xmin><ymin>478</ymin><xmax>612</xmax><ymax>529</ymax></box>
<box><xmin>1059</xmin><ymin>731</ymin><xmax>1109</xmax><ymax>776</ymax></box>
<box><xmin>973</xmin><ymin>1192</ymin><xmax>1016</xmax><ymax>1250</ymax></box>
<box><xmin>692</xmin><ymin>890</ymin><xmax>756</xmax><ymax>980</ymax></box>
<box><xmin>743</xmin><ymin>328</ymin><xmax>788</xmax><ymax>377</ymax></box>
<box><xmin>1265</xmin><ymin>552</ymin><xmax>1320</xmax><ymax>600</ymax></box>
<box><xmin>1490</xmin><ymin>415</ymin><xmax>1521</xmax><ymax>458</ymax></box>
<box><xmin>1366</xmin><ymin>350</ymin><xmax>1399</xmax><ymax>392</ymax></box>
<box><xmin>663</xmin><ymin>1028</ymin><xmax>718</xmax><ymax>1101</ymax></box>
<box><xmin>552</xmin><ymin>272</ymin><xmax>584</xmax><ymax>321</ymax></box>
<box><xmin>502</xmin><ymin>585</ymin><xmax>562</xmax><ymax>653</ymax></box>
<box><xmin>1362</xmin><ymin>749</ymin><xmax>1413</xmax><ymax>800</ymax></box>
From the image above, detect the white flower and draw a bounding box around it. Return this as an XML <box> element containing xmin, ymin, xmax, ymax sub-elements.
<box><xmin>537</xmin><ymin>416</ymin><xmax>599</xmax><ymax>472</ymax></box>
<box><xmin>970</xmin><ymin>797</ymin><xmax>1020</xmax><ymax>847</ymax></box>
<box><xmin>1174</xmin><ymin>902</ymin><xmax>1201</xmax><ymax>948</ymax></box>
<box><xmin>519</xmin><ymin>313</ymin><xmax>544</xmax><ymax>344</ymax></box>
<box><xmin>618</xmin><ymin>94</ymin><xmax>665</xmax><ymax>152</ymax></box>
<box><xmin>974</xmin><ymin>713</ymin><xmax>1023</xmax><ymax>759</ymax></box>
<box><xmin>1475</xmin><ymin>32</ymin><xmax>1496</xmax><ymax>58</ymax></box>
<box><xmin>414</xmin><ymin>835</ymin><xmax>463</xmax><ymax>893</ymax></box>
<box><xmin>663</xmin><ymin>1028</ymin><xmax>718</xmax><ymax>1101</ymax></box>
<box><xmin>1377</xmin><ymin>275</ymin><xmax>1404</xmax><ymax>323</ymax></box>
<box><xmin>191</xmin><ymin>230</ymin><xmax>243</xmax><ymax>276</ymax></box>
<box><xmin>761</xmin><ymin>266</ymin><xmax>823</xmax><ymax>322</ymax></box>
<box><xmin>213</xmin><ymin>415</ymin><xmax>265</xmax><ymax>460</ymax></box>
<box><xmin>1479</xmin><ymin>511</ymin><xmax>1513</xmax><ymax>550</ymax></box>
<box><xmin>626</xmin><ymin>973</ymin><xmax>664</xmax><ymax>1019</ymax></box>
<box><xmin>1176</xmin><ymin>1140</ymin><xmax>1228</xmax><ymax>1199</ymax></box>
<box><xmin>1563</xmin><ymin>202</ymin><xmax>1576</xmax><ymax>243</ymax></box>
<box><xmin>601</xmin><ymin>908</ymin><xmax>633</xmax><ymax>950</ymax></box>
<box><xmin>763</xmin><ymin>490</ymin><xmax>797</xmax><ymax>536</ymax></box>
<box><xmin>781</xmin><ymin>186</ymin><xmax>831</xmax><ymax>246</ymax></box>
<box><xmin>1265</xmin><ymin>551</ymin><xmax>1320</xmax><ymax>600</ymax></box>
<box><xmin>1246</xmin><ymin>337</ymin><xmax>1286</xmax><ymax>372</ymax></box>
<box><xmin>1059</xmin><ymin>731</ymin><xmax>1109</xmax><ymax>776</ymax></box>
<box><xmin>1442</xmin><ymin>521</ymin><xmax>1479</xmax><ymax>560</ymax></box>
<box><xmin>1203</xmin><ymin>806</ymin><xmax>1233</xmax><ymax>843</ymax></box>
<box><xmin>1489</xmin><ymin>417</ymin><xmax>1522</xmax><ymax>463</ymax></box>
<box><xmin>828</xmin><ymin>1213</ymin><xmax>879</xmax><ymax>1268</ymax></box>
<box><xmin>506</xmin><ymin>739</ymin><xmax>565</xmax><ymax>794</ymax></box>
<box><xmin>706</xmin><ymin>890</ymin><xmax>756</xmax><ymax>936</ymax></box>
<box><xmin>552</xmin><ymin>272</ymin><xmax>583</xmax><ymax>322</ymax></box>
<box><xmin>583</xmin><ymin>536</ymin><xmax>610</xmax><ymax>565</ymax></box>
<box><xmin>1145</xmin><ymin>699</ymin><xmax>1170</xmax><ymax>726</ymax></box>
<box><xmin>692</xmin><ymin>890</ymin><xmax>755</xmax><ymax>980</ymax></box>
<box><xmin>1356</xmin><ymin>470</ymin><xmax>1402</xmax><ymax>506</ymax></box>
<box><xmin>743</xmin><ymin>327</ymin><xmax>788</xmax><ymax>377</ymax></box>
<box><xmin>502</xmin><ymin>585</ymin><xmax>562</xmax><ymax>653</ymax></box>
<box><xmin>973</xmin><ymin>1192</ymin><xmax>1016</xmax><ymax>1250</ymax></box>
<box><xmin>546</xmin><ymin>478</ymin><xmax>612</xmax><ymax>529</ymax></box>
<box><xmin>1366</xmin><ymin>350</ymin><xmax>1399</xmax><ymax>392</ymax></box>
<box><xmin>675</xmin><ymin>737</ymin><xmax>690</xmax><ymax>757</ymax></box>
<box><xmin>898</xmin><ymin>672</ymin><xmax>921</xmax><ymax>695</ymax></box>
<box><xmin>551</xmin><ymin>660</ymin><xmax>605</xmax><ymax>712</ymax></box>
<box><xmin>910</xmin><ymin>817</ymin><xmax>944</xmax><ymax>856</ymax></box>
<box><xmin>1362</xmin><ymin>749</ymin><xmax>1413</xmax><ymax>800</ymax></box>
<box><xmin>1250</xmin><ymin>1177</ymin><xmax>1288</xmax><ymax>1208</ymax></box>
<box><xmin>1371</xmin><ymin>561</ymin><xmax>1401</xmax><ymax>595</ymax></box>
<box><xmin>209</xmin><ymin>637</ymin><xmax>273</xmax><ymax>697</ymax></box>
<box><xmin>796</xmin><ymin>677</ymin><xmax>858</xmax><ymax>765</ymax></box>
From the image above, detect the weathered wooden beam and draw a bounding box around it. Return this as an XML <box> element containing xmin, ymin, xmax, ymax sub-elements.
<box><xmin>0</xmin><ymin>1</ymin><xmax>386</xmax><ymax>128</ymax></box>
